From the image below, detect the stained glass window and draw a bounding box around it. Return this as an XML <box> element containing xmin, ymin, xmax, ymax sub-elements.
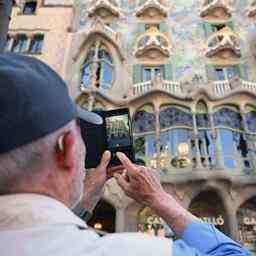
<box><xmin>160</xmin><ymin>106</ymin><xmax>193</xmax><ymax>129</ymax></box>
<box><xmin>246</xmin><ymin>111</ymin><xmax>256</xmax><ymax>133</ymax></box>
<box><xmin>213</xmin><ymin>108</ymin><xmax>242</xmax><ymax>130</ymax></box>
<box><xmin>196</xmin><ymin>114</ymin><xmax>211</xmax><ymax>128</ymax></box>
<box><xmin>133</xmin><ymin>110</ymin><xmax>156</xmax><ymax>134</ymax></box>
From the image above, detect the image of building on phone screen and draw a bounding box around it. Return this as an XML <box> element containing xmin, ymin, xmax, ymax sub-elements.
<box><xmin>106</xmin><ymin>115</ymin><xmax>130</xmax><ymax>148</ymax></box>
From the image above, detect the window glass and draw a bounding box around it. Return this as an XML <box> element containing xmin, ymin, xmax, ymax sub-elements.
<box><xmin>101</xmin><ymin>63</ymin><xmax>113</xmax><ymax>89</ymax></box>
<box><xmin>23</xmin><ymin>1</ymin><xmax>37</xmax><ymax>14</ymax></box>
<box><xmin>213</xmin><ymin>108</ymin><xmax>242</xmax><ymax>130</ymax></box>
<box><xmin>215</xmin><ymin>68</ymin><xmax>225</xmax><ymax>80</ymax></box>
<box><xmin>82</xmin><ymin>64</ymin><xmax>92</xmax><ymax>88</ymax></box>
<box><xmin>246</xmin><ymin>111</ymin><xmax>256</xmax><ymax>133</ymax></box>
<box><xmin>29</xmin><ymin>35</ymin><xmax>44</xmax><ymax>54</ymax></box>
<box><xmin>143</xmin><ymin>68</ymin><xmax>151</xmax><ymax>81</ymax></box>
<box><xmin>12</xmin><ymin>35</ymin><xmax>28</xmax><ymax>53</ymax></box>
<box><xmin>133</xmin><ymin>110</ymin><xmax>156</xmax><ymax>134</ymax></box>
<box><xmin>219</xmin><ymin>129</ymin><xmax>237</xmax><ymax>168</ymax></box>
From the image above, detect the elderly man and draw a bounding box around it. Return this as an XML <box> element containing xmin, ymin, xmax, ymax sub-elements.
<box><xmin>0</xmin><ymin>53</ymin><xmax>250</xmax><ymax>256</ymax></box>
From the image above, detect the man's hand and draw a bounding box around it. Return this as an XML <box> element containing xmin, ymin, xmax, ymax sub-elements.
<box><xmin>114</xmin><ymin>152</ymin><xmax>165</xmax><ymax>207</ymax></box>
<box><xmin>114</xmin><ymin>152</ymin><xmax>197</xmax><ymax>236</ymax></box>
<box><xmin>80</xmin><ymin>151</ymin><xmax>111</xmax><ymax>213</ymax></box>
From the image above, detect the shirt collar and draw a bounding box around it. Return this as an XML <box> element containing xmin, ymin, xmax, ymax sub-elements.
<box><xmin>0</xmin><ymin>193</ymin><xmax>87</xmax><ymax>231</ymax></box>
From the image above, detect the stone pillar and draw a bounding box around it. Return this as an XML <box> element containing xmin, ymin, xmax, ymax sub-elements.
<box><xmin>226</xmin><ymin>204</ymin><xmax>239</xmax><ymax>241</ymax></box>
<box><xmin>115</xmin><ymin>208</ymin><xmax>126</xmax><ymax>232</ymax></box>
<box><xmin>88</xmin><ymin>94</ymin><xmax>95</xmax><ymax>111</ymax></box>
<box><xmin>91</xmin><ymin>41</ymin><xmax>100</xmax><ymax>89</ymax></box>
<box><xmin>192</xmin><ymin>113</ymin><xmax>203</xmax><ymax>170</ymax></box>
<box><xmin>155</xmin><ymin>104</ymin><xmax>161</xmax><ymax>172</ymax></box>
<box><xmin>209</xmin><ymin>113</ymin><xmax>224</xmax><ymax>169</ymax></box>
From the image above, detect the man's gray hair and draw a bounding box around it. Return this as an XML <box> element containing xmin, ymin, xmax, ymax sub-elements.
<box><xmin>0</xmin><ymin>120</ymin><xmax>75</xmax><ymax>194</ymax></box>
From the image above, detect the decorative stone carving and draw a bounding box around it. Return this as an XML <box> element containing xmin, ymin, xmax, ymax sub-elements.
<box><xmin>200</xmin><ymin>0</ymin><xmax>233</xmax><ymax>22</ymax></box>
<box><xmin>88</xmin><ymin>0</ymin><xmax>121</xmax><ymax>20</ymax></box>
<box><xmin>134</xmin><ymin>26</ymin><xmax>172</xmax><ymax>58</ymax></box>
<box><xmin>205</xmin><ymin>27</ymin><xmax>241</xmax><ymax>59</ymax></box>
<box><xmin>248</xmin><ymin>0</ymin><xmax>256</xmax><ymax>18</ymax></box>
<box><xmin>136</xmin><ymin>0</ymin><xmax>168</xmax><ymax>19</ymax></box>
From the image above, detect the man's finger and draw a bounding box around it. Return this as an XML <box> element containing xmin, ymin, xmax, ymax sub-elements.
<box><xmin>114</xmin><ymin>173</ymin><xmax>130</xmax><ymax>192</ymax></box>
<box><xmin>98</xmin><ymin>150</ymin><xmax>111</xmax><ymax>169</ymax></box>
<box><xmin>116</xmin><ymin>152</ymin><xmax>139</xmax><ymax>177</ymax></box>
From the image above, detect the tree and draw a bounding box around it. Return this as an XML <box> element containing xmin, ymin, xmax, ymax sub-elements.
<box><xmin>0</xmin><ymin>0</ymin><xmax>13</xmax><ymax>52</ymax></box>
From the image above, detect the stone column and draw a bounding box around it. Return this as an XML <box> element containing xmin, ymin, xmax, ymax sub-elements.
<box><xmin>209</xmin><ymin>113</ymin><xmax>224</xmax><ymax>169</ymax></box>
<box><xmin>155</xmin><ymin>104</ymin><xmax>161</xmax><ymax>172</ymax></box>
<box><xmin>192</xmin><ymin>113</ymin><xmax>203</xmax><ymax>170</ymax></box>
<box><xmin>115</xmin><ymin>208</ymin><xmax>126</xmax><ymax>232</ymax></box>
<box><xmin>226</xmin><ymin>204</ymin><xmax>239</xmax><ymax>241</ymax></box>
<box><xmin>88</xmin><ymin>94</ymin><xmax>95</xmax><ymax>111</ymax></box>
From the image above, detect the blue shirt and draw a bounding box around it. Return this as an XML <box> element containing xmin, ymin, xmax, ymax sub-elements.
<box><xmin>173</xmin><ymin>221</ymin><xmax>251</xmax><ymax>256</ymax></box>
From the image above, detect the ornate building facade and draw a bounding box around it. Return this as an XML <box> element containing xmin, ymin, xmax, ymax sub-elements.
<box><xmin>7</xmin><ymin>0</ymin><xmax>256</xmax><ymax>254</ymax></box>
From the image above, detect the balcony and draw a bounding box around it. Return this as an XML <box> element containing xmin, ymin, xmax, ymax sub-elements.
<box><xmin>205</xmin><ymin>27</ymin><xmax>241</xmax><ymax>59</ymax></box>
<box><xmin>248</xmin><ymin>0</ymin><xmax>256</xmax><ymax>18</ymax></box>
<box><xmin>200</xmin><ymin>0</ymin><xmax>232</xmax><ymax>22</ymax></box>
<box><xmin>88</xmin><ymin>0</ymin><xmax>121</xmax><ymax>19</ymax></box>
<box><xmin>135</xmin><ymin>0</ymin><xmax>168</xmax><ymax>19</ymax></box>
<box><xmin>131</xmin><ymin>78</ymin><xmax>182</xmax><ymax>97</ymax></box>
<box><xmin>131</xmin><ymin>76</ymin><xmax>256</xmax><ymax>99</ymax></box>
<box><xmin>211</xmin><ymin>78</ymin><xmax>256</xmax><ymax>97</ymax></box>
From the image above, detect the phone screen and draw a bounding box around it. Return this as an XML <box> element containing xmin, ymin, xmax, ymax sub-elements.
<box><xmin>105</xmin><ymin>114</ymin><xmax>131</xmax><ymax>148</ymax></box>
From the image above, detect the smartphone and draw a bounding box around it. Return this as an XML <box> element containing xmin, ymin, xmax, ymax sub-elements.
<box><xmin>104</xmin><ymin>109</ymin><xmax>135</xmax><ymax>167</ymax></box>
<box><xmin>80</xmin><ymin>108</ymin><xmax>135</xmax><ymax>169</ymax></box>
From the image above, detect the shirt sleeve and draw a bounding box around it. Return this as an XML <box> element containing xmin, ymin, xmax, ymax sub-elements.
<box><xmin>173</xmin><ymin>221</ymin><xmax>251</xmax><ymax>256</ymax></box>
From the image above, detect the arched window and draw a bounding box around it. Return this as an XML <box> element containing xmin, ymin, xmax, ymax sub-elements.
<box><xmin>159</xmin><ymin>105</ymin><xmax>193</xmax><ymax>169</ymax></box>
<box><xmin>87</xmin><ymin>200</ymin><xmax>116</xmax><ymax>234</ymax></box>
<box><xmin>133</xmin><ymin>105</ymin><xmax>157</xmax><ymax>167</ymax></box>
<box><xmin>189</xmin><ymin>190</ymin><xmax>229</xmax><ymax>235</ymax></box>
<box><xmin>81</xmin><ymin>44</ymin><xmax>114</xmax><ymax>90</ymax></box>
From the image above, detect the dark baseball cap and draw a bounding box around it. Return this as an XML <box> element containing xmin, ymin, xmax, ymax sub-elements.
<box><xmin>0</xmin><ymin>53</ymin><xmax>102</xmax><ymax>154</ymax></box>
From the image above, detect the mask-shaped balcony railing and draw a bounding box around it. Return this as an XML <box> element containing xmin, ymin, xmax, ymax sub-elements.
<box><xmin>200</xmin><ymin>0</ymin><xmax>233</xmax><ymax>21</ymax></box>
<box><xmin>247</xmin><ymin>0</ymin><xmax>256</xmax><ymax>17</ymax></box>
<box><xmin>205</xmin><ymin>27</ymin><xmax>241</xmax><ymax>59</ymax></box>
<box><xmin>135</xmin><ymin>0</ymin><xmax>168</xmax><ymax>18</ymax></box>
<box><xmin>88</xmin><ymin>0</ymin><xmax>121</xmax><ymax>18</ymax></box>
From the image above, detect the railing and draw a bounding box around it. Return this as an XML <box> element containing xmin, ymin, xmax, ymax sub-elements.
<box><xmin>213</xmin><ymin>80</ymin><xmax>231</xmax><ymax>96</ymax></box>
<box><xmin>212</xmin><ymin>79</ymin><xmax>256</xmax><ymax>97</ymax></box>
<box><xmin>132</xmin><ymin>79</ymin><xmax>182</xmax><ymax>96</ymax></box>
<box><xmin>131</xmin><ymin>78</ymin><xmax>256</xmax><ymax>98</ymax></box>
<box><xmin>241</xmin><ymin>80</ymin><xmax>256</xmax><ymax>93</ymax></box>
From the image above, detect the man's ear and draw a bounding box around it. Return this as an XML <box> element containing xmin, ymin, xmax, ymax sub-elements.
<box><xmin>56</xmin><ymin>131</ymin><xmax>76</xmax><ymax>171</ymax></box>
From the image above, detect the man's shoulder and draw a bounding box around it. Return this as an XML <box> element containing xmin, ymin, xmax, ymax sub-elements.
<box><xmin>96</xmin><ymin>232</ymin><xmax>172</xmax><ymax>256</ymax></box>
